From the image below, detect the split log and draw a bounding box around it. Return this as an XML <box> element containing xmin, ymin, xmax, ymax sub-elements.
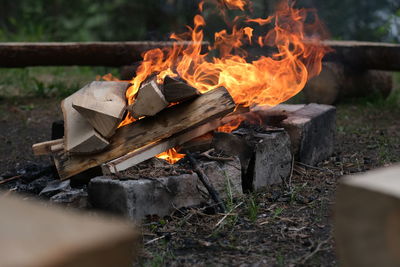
<box><xmin>102</xmin><ymin>119</ymin><xmax>224</xmax><ymax>174</ymax></box>
<box><xmin>72</xmin><ymin>81</ymin><xmax>129</xmax><ymax>137</ymax></box>
<box><xmin>0</xmin><ymin>41</ymin><xmax>209</xmax><ymax>67</ymax></box>
<box><xmin>0</xmin><ymin>193</ymin><xmax>139</xmax><ymax>267</ymax></box>
<box><xmin>322</xmin><ymin>40</ymin><xmax>400</xmax><ymax>71</ymax></box>
<box><xmin>335</xmin><ymin>164</ymin><xmax>400</xmax><ymax>267</ymax></box>
<box><xmin>163</xmin><ymin>76</ymin><xmax>200</xmax><ymax>103</ymax></box>
<box><xmin>62</xmin><ymin>90</ymin><xmax>109</xmax><ymax>154</ymax></box>
<box><xmin>54</xmin><ymin>87</ymin><xmax>235</xmax><ymax>179</ymax></box>
<box><xmin>32</xmin><ymin>139</ymin><xmax>63</xmax><ymax>156</ymax></box>
<box><xmin>303</xmin><ymin>62</ymin><xmax>393</xmax><ymax>104</ymax></box>
<box><xmin>127</xmin><ymin>77</ymin><xmax>168</xmax><ymax>118</ymax></box>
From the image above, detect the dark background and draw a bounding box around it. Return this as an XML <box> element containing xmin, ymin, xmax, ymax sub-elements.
<box><xmin>0</xmin><ymin>0</ymin><xmax>399</xmax><ymax>43</ymax></box>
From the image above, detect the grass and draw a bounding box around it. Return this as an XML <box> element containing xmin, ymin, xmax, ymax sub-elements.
<box><xmin>0</xmin><ymin>66</ymin><xmax>119</xmax><ymax>99</ymax></box>
<box><xmin>246</xmin><ymin>194</ymin><xmax>259</xmax><ymax>222</ymax></box>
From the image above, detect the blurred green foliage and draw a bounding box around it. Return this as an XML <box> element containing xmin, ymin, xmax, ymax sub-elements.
<box><xmin>0</xmin><ymin>0</ymin><xmax>399</xmax><ymax>99</ymax></box>
<box><xmin>0</xmin><ymin>0</ymin><xmax>398</xmax><ymax>42</ymax></box>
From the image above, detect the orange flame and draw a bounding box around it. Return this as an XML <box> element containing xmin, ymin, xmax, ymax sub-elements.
<box><xmin>156</xmin><ymin>148</ymin><xmax>185</xmax><ymax>164</ymax></box>
<box><xmin>120</xmin><ymin>0</ymin><xmax>329</xmax><ymax>127</ymax></box>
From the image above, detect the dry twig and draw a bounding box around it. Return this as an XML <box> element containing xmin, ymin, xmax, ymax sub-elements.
<box><xmin>0</xmin><ymin>175</ymin><xmax>22</xmax><ymax>185</ymax></box>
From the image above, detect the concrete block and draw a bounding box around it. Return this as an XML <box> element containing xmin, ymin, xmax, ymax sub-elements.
<box><xmin>335</xmin><ymin>164</ymin><xmax>400</xmax><ymax>267</ymax></box>
<box><xmin>89</xmin><ymin>174</ymin><xmax>204</xmax><ymax>221</ymax></box>
<box><xmin>251</xmin><ymin>131</ymin><xmax>292</xmax><ymax>191</ymax></box>
<box><xmin>198</xmin><ymin>156</ymin><xmax>242</xmax><ymax>199</ymax></box>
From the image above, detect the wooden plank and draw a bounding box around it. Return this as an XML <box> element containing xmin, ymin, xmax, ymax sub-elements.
<box><xmin>102</xmin><ymin>118</ymin><xmax>224</xmax><ymax>174</ymax></box>
<box><xmin>0</xmin><ymin>193</ymin><xmax>139</xmax><ymax>267</ymax></box>
<box><xmin>62</xmin><ymin>88</ymin><xmax>109</xmax><ymax>154</ymax></box>
<box><xmin>72</xmin><ymin>81</ymin><xmax>129</xmax><ymax>137</ymax></box>
<box><xmin>335</xmin><ymin>164</ymin><xmax>400</xmax><ymax>267</ymax></box>
<box><xmin>32</xmin><ymin>139</ymin><xmax>63</xmax><ymax>156</ymax></box>
<box><xmin>0</xmin><ymin>41</ymin><xmax>209</xmax><ymax>67</ymax></box>
<box><xmin>54</xmin><ymin>87</ymin><xmax>235</xmax><ymax>179</ymax></box>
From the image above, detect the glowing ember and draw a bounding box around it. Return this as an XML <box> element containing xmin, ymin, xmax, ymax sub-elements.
<box><xmin>156</xmin><ymin>148</ymin><xmax>185</xmax><ymax>164</ymax></box>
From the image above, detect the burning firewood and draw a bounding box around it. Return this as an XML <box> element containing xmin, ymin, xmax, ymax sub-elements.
<box><xmin>102</xmin><ymin>118</ymin><xmax>225</xmax><ymax>174</ymax></box>
<box><xmin>127</xmin><ymin>77</ymin><xmax>169</xmax><ymax>118</ymax></box>
<box><xmin>62</xmin><ymin>89</ymin><xmax>109</xmax><ymax>154</ymax></box>
<box><xmin>72</xmin><ymin>81</ymin><xmax>129</xmax><ymax>137</ymax></box>
<box><xmin>54</xmin><ymin>87</ymin><xmax>235</xmax><ymax>179</ymax></box>
<box><xmin>163</xmin><ymin>76</ymin><xmax>200</xmax><ymax>103</ymax></box>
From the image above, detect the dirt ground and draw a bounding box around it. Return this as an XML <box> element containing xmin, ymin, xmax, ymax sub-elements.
<box><xmin>0</xmin><ymin>96</ymin><xmax>399</xmax><ymax>266</ymax></box>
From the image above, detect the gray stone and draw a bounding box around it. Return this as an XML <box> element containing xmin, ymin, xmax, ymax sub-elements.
<box><xmin>281</xmin><ymin>103</ymin><xmax>336</xmax><ymax>165</ymax></box>
<box><xmin>50</xmin><ymin>188</ymin><xmax>88</xmax><ymax>209</ymax></box>
<box><xmin>89</xmin><ymin>174</ymin><xmax>204</xmax><ymax>221</ymax></box>
<box><xmin>39</xmin><ymin>180</ymin><xmax>71</xmax><ymax>197</ymax></box>
<box><xmin>198</xmin><ymin>156</ymin><xmax>242</xmax><ymax>199</ymax></box>
<box><xmin>212</xmin><ymin>132</ymin><xmax>253</xmax><ymax>174</ymax></box>
<box><xmin>251</xmin><ymin>131</ymin><xmax>292</xmax><ymax>191</ymax></box>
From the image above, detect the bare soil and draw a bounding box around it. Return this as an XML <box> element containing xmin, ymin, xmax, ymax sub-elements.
<box><xmin>0</xmin><ymin>97</ymin><xmax>399</xmax><ymax>266</ymax></box>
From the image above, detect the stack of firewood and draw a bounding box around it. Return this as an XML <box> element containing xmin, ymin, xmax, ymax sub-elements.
<box><xmin>33</xmin><ymin>77</ymin><xmax>236</xmax><ymax>180</ymax></box>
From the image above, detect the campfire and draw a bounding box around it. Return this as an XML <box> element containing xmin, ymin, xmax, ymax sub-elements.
<box><xmin>32</xmin><ymin>0</ymin><xmax>332</xmax><ymax>214</ymax></box>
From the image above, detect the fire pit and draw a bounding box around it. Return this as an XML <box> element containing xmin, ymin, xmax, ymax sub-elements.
<box><xmin>28</xmin><ymin>0</ymin><xmax>336</xmax><ymax>220</ymax></box>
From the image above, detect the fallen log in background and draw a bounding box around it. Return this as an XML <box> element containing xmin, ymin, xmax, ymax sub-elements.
<box><xmin>322</xmin><ymin>40</ymin><xmax>400</xmax><ymax>71</ymax></box>
<box><xmin>54</xmin><ymin>87</ymin><xmax>235</xmax><ymax>179</ymax></box>
<box><xmin>249</xmin><ymin>40</ymin><xmax>400</xmax><ymax>71</ymax></box>
<box><xmin>0</xmin><ymin>41</ymin><xmax>208</xmax><ymax>67</ymax></box>
<box><xmin>303</xmin><ymin>62</ymin><xmax>393</xmax><ymax>104</ymax></box>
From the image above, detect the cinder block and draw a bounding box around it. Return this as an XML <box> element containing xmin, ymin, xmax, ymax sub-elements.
<box><xmin>335</xmin><ymin>164</ymin><xmax>400</xmax><ymax>267</ymax></box>
<box><xmin>89</xmin><ymin>174</ymin><xmax>204</xmax><ymax>220</ymax></box>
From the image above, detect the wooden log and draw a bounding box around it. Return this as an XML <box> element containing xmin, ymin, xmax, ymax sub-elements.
<box><xmin>0</xmin><ymin>193</ymin><xmax>139</xmax><ymax>267</ymax></box>
<box><xmin>0</xmin><ymin>41</ymin><xmax>209</xmax><ymax>67</ymax></box>
<box><xmin>62</xmin><ymin>90</ymin><xmax>109</xmax><ymax>154</ymax></box>
<box><xmin>322</xmin><ymin>40</ymin><xmax>400</xmax><ymax>71</ymax></box>
<box><xmin>54</xmin><ymin>87</ymin><xmax>235</xmax><ymax>180</ymax></box>
<box><xmin>32</xmin><ymin>139</ymin><xmax>63</xmax><ymax>156</ymax></box>
<box><xmin>303</xmin><ymin>62</ymin><xmax>393</xmax><ymax>104</ymax></box>
<box><xmin>335</xmin><ymin>164</ymin><xmax>400</xmax><ymax>267</ymax></box>
<box><xmin>127</xmin><ymin>77</ymin><xmax>168</xmax><ymax>118</ymax></box>
<box><xmin>102</xmin><ymin>118</ymin><xmax>225</xmax><ymax>174</ymax></box>
<box><xmin>72</xmin><ymin>81</ymin><xmax>129</xmax><ymax>138</ymax></box>
<box><xmin>163</xmin><ymin>76</ymin><xmax>200</xmax><ymax>103</ymax></box>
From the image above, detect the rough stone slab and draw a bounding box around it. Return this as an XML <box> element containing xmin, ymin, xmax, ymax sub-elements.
<box><xmin>212</xmin><ymin>132</ymin><xmax>253</xmax><ymax>174</ymax></box>
<box><xmin>198</xmin><ymin>156</ymin><xmax>242</xmax><ymax>199</ymax></box>
<box><xmin>251</xmin><ymin>131</ymin><xmax>292</xmax><ymax>191</ymax></box>
<box><xmin>335</xmin><ymin>164</ymin><xmax>400</xmax><ymax>267</ymax></box>
<box><xmin>50</xmin><ymin>188</ymin><xmax>88</xmax><ymax>209</ymax></box>
<box><xmin>282</xmin><ymin>103</ymin><xmax>336</xmax><ymax>165</ymax></box>
<box><xmin>255</xmin><ymin>103</ymin><xmax>336</xmax><ymax>165</ymax></box>
<box><xmin>89</xmin><ymin>174</ymin><xmax>204</xmax><ymax>221</ymax></box>
<box><xmin>0</xmin><ymin>193</ymin><xmax>139</xmax><ymax>267</ymax></box>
